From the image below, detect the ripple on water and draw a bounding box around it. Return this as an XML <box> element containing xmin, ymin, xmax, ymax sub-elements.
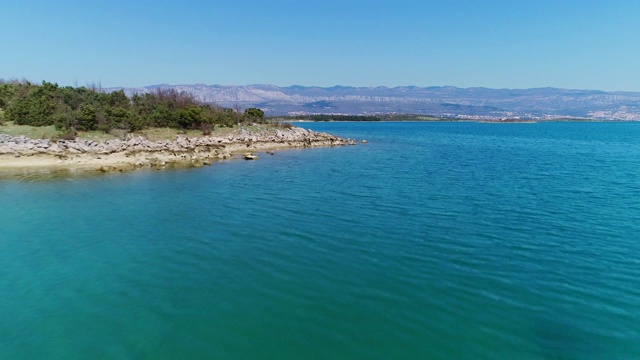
<box><xmin>2</xmin><ymin>122</ymin><xmax>640</xmax><ymax>359</ymax></box>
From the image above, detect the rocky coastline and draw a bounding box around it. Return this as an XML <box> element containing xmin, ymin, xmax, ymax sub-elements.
<box><xmin>0</xmin><ymin>126</ymin><xmax>347</xmax><ymax>172</ymax></box>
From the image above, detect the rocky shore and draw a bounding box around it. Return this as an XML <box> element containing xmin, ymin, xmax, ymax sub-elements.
<box><xmin>0</xmin><ymin>126</ymin><xmax>347</xmax><ymax>172</ymax></box>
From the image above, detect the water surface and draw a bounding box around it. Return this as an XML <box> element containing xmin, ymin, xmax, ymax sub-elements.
<box><xmin>1</xmin><ymin>122</ymin><xmax>639</xmax><ymax>359</ymax></box>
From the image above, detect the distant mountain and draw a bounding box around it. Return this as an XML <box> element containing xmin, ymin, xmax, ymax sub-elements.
<box><xmin>106</xmin><ymin>84</ymin><xmax>640</xmax><ymax>120</ymax></box>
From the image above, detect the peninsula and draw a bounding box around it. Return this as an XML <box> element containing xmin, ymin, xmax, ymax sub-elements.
<box><xmin>0</xmin><ymin>126</ymin><xmax>346</xmax><ymax>172</ymax></box>
<box><xmin>0</xmin><ymin>80</ymin><xmax>347</xmax><ymax>173</ymax></box>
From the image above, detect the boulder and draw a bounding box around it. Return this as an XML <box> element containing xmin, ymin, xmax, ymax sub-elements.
<box><xmin>243</xmin><ymin>152</ymin><xmax>258</xmax><ymax>160</ymax></box>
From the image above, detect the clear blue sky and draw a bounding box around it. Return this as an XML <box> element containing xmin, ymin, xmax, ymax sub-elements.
<box><xmin>1</xmin><ymin>0</ymin><xmax>639</xmax><ymax>91</ymax></box>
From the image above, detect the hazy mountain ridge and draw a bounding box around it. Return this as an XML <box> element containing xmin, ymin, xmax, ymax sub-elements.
<box><xmin>107</xmin><ymin>84</ymin><xmax>640</xmax><ymax>120</ymax></box>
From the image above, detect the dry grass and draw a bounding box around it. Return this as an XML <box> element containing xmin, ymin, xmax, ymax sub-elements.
<box><xmin>137</xmin><ymin>128</ymin><xmax>201</xmax><ymax>141</ymax></box>
<box><xmin>78</xmin><ymin>130</ymin><xmax>118</xmax><ymax>141</ymax></box>
<box><xmin>0</xmin><ymin>122</ymin><xmax>62</xmax><ymax>139</ymax></box>
<box><xmin>1</xmin><ymin>122</ymin><xmax>281</xmax><ymax>141</ymax></box>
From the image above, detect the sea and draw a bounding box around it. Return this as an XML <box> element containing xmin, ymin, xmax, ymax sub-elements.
<box><xmin>1</xmin><ymin>121</ymin><xmax>639</xmax><ymax>359</ymax></box>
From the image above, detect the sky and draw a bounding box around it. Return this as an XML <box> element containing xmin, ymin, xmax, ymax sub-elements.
<box><xmin>1</xmin><ymin>0</ymin><xmax>639</xmax><ymax>91</ymax></box>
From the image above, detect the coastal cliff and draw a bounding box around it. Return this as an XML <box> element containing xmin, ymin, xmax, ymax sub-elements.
<box><xmin>0</xmin><ymin>126</ymin><xmax>346</xmax><ymax>172</ymax></box>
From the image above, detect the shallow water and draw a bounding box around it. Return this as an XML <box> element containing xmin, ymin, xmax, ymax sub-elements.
<box><xmin>1</xmin><ymin>122</ymin><xmax>639</xmax><ymax>359</ymax></box>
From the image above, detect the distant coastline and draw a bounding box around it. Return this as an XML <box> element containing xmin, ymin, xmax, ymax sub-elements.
<box><xmin>108</xmin><ymin>84</ymin><xmax>640</xmax><ymax>121</ymax></box>
<box><xmin>274</xmin><ymin>114</ymin><xmax>611</xmax><ymax>123</ymax></box>
<box><xmin>1</xmin><ymin>79</ymin><xmax>633</xmax><ymax>176</ymax></box>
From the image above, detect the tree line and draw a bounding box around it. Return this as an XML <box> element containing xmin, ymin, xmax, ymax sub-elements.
<box><xmin>0</xmin><ymin>80</ymin><xmax>265</xmax><ymax>133</ymax></box>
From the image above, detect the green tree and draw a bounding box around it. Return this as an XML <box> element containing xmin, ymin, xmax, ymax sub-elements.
<box><xmin>52</xmin><ymin>105</ymin><xmax>75</xmax><ymax>131</ymax></box>
<box><xmin>178</xmin><ymin>104</ymin><xmax>204</xmax><ymax>129</ymax></box>
<box><xmin>5</xmin><ymin>83</ymin><xmax>33</xmax><ymax>124</ymax></box>
<box><xmin>108</xmin><ymin>90</ymin><xmax>130</xmax><ymax>109</ymax></box>
<box><xmin>125</xmin><ymin>110</ymin><xmax>148</xmax><ymax>132</ymax></box>
<box><xmin>215</xmin><ymin>108</ymin><xmax>238</xmax><ymax>127</ymax></box>
<box><xmin>244</xmin><ymin>107</ymin><xmax>265</xmax><ymax>123</ymax></box>
<box><xmin>149</xmin><ymin>106</ymin><xmax>176</xmax><ymax>128</ymax></box>
<box><xmin>0</xmin><ymin>83</ymin><xmax>15</xmax><ymax>108</ymax></box>
<box><xmin>0</xmin><ymin>80</ymin><xmax>247</xmax><ymax>133</ymax></box>
<box><xmin>76</xmin><ymin>103</ymin><xmax>97</xmax><ymax>131</ymax></box>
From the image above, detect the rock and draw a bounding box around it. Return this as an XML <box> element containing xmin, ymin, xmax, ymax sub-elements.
<box><xmin>0</xmin><ymin>126</ymin><xmax>345</xmax><ymax>170</ymax></box>
<box><xmin>243</xmin><ymin>152</ymin><xmax>258</xmax><ymax>160</ymax></box>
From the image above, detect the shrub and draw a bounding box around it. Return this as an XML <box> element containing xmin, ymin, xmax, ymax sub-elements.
<box><xmin>0</xmin><ymin>81</ymin><xmax>246</xmax><ymax>134</ymax></box>
<box><xmin>243</xmin><ymin>107</ymin><xmax>265</xmax><ymax>123</ymax></box>
<box><xmin>52</xmin><ymin>110</ymin><xmax>74</xmax><ymax>130</ymax></box>
<box><xmin>59</xmin><ymin>130</ymin><xmax>77</xmax><ymax>141</ymax></box>
<box><xmin>201</xmin><ymin>123</ymin><xmax>213</xmax><ymax>136</ymax></box>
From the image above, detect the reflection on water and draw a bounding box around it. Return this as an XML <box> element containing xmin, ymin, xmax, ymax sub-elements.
<box><xmin>0</xmin><ymin>167</ymin><xmax>101</xmax><ymax>182</ymax></box>
<box><xmin>0</xmin><ymin>167</ymin><xmax>139</xmax><ymax>183</ymax></box>
<box><xmin>0</xmin><ymin>162</ymin><xmax>207</xmax><ymax>183</ymax></box>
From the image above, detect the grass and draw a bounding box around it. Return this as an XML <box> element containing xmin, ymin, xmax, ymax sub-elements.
<box><xmin>0</xmin><ymin>121</ymin><xmax>62</xmax><ymax>139</ymax></box>
<box><xmin>136</xmin><ymin>126</ymin><xmax>246</xmax><ymax>141</ymax></box>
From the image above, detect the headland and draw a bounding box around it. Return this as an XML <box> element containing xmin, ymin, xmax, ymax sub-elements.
<box><xmin>0</xmin><ymin>126</ymin><xmax>346</xmax><ymax>173</ymax></box>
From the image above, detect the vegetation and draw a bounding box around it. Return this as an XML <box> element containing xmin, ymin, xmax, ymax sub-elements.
<box><xmin>0</xmin><ymin>80</ymin><xmax>266</xmax><ymax>134</ymax></box>
<box><xmin>0</xmin><ymin>120</ymin><xmax>280</xmax><ymax>142</ymax></box>
<box><xmin>0</xmin><ymin>122</ymin><xmax>60</xmax><ymax>139</ymax></box>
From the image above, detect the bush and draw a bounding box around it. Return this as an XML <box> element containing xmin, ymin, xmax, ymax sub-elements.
<box><xmin>126</xmin><ymin>111</ymin><xmax>149</xmax><ymax>132</ymax></box>
<box><xmin>58</xmin><ymin>130</ymin><xmax>77</xmax><ymax>141</ymax></box>
<box><xmin>52</xmin><ymin>110</ymin><xmax>74</xmax><ymax>130</ymax></box>
<box><xmin>243</xmin><ymin>107</ymin><xmax>265</xmax><ymax>123</ymax></box>
<box><xmin>201</xmin><ymin>123</ymin><xmax>213</xmax><ymax>135</ymax></box>
<box><xmin>109</xmin><ymin>128</ymin><xmax>128</xmax><ymax>139</ymax></box>
<box><xmin>75</xmin><ymin>103</ymin><xmax>97</xmax><ymax>131</ymax></box>
<box><xmin>0</xmin><ymin>81</ymin><xmax>252</xmax><ymax>134</ymax></box>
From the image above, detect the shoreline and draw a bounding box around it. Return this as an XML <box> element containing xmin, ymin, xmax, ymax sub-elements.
<box><xmin>0</xmin><ymin>126</ymin><xmax>347</xmax><ymax>173</ymax></box>
<box><xmin>285</xmin><ymin>119</ymin><xmax>622</xmax><ymax>123</ymax></box>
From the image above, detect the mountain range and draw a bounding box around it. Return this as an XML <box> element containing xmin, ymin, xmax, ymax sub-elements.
<box><xmin>108</xmin><ymin>84</ymin><xmax>640</xmax><ymax>120</ymax></box>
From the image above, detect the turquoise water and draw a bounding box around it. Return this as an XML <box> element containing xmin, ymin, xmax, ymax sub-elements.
<box><xmin>1</xmin><ymin>122</ymin><xmax>639</xmax><ymax>359</ymax></box>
